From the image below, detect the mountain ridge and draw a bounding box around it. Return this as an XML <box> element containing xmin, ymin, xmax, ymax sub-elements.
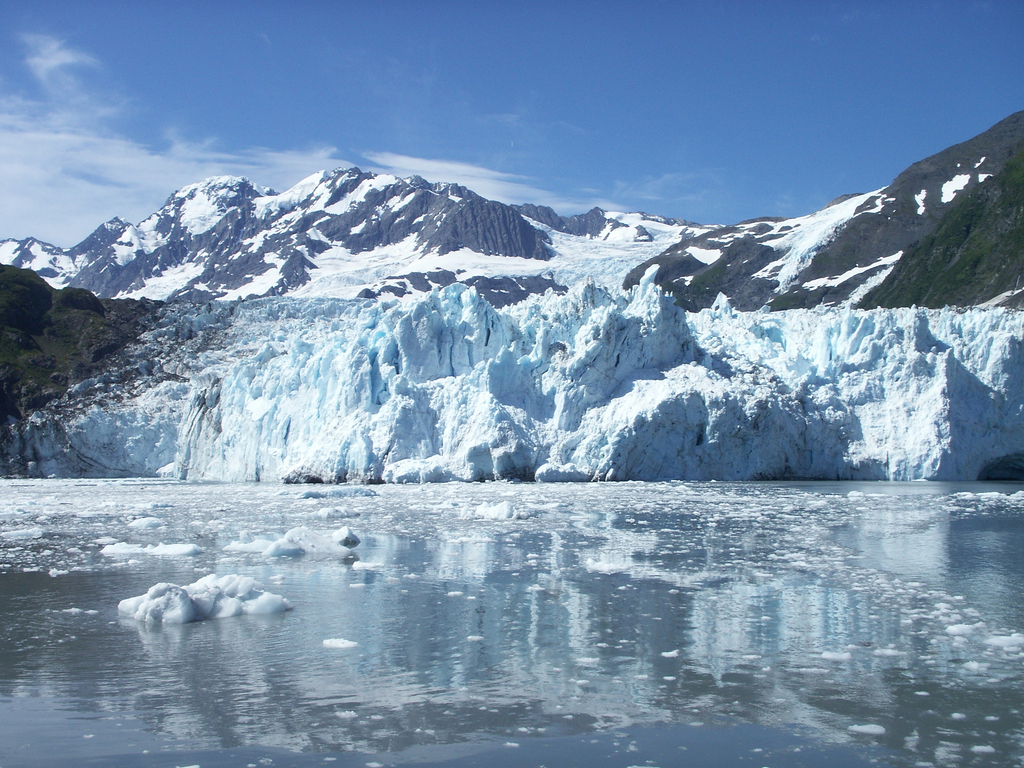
<box><xmin>2</xmin><ymin>111</ymin><xmax>1023</xmax><ymax>312</ymax></box>
<box><xmin>0</xmin><ymin>168</ymin><xmax>695</xmax><ymax>308</ymax></box>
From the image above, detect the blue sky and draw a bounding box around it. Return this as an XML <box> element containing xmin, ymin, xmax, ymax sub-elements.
<box><xmin>1</xmin><ymin>0</ymin><xmax>1022</xmax><ymax>246</ymax></box>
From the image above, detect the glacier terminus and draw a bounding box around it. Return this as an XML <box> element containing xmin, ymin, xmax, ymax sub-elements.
<box><xmin>7</xmin><ymin>266</ymin><xmax>1024</xmax><ymax>484</ymax></box>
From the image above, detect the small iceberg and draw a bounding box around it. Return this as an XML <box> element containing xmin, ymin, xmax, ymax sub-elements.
<box><xmin>459</xmin><ymin>501</ymin><xmax>532</xmax><ymax>521</ymax></box>
<box><xmin>101</xmin><ymin>542</ymin><xmax>202</xmax><ymax>556</ymax></box>
<box><xmin>118</xmin><ymin>574</ymin><xmax>292</xmax><ymax>624</ymax></box>
<box><xmin>224</xmin><ymin>526</ymin><xmax>359</xmax><ymax>558</ymax></box>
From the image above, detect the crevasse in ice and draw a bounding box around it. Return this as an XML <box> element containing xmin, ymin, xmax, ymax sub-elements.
<box><xmin>29</xmin><ymin>267</ymin><xmax>1024</xmax><ymax>482</ymax></box>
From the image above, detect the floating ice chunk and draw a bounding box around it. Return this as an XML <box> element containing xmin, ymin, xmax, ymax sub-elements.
<box><xmin>298</xmin><ymin>487</ymin><xmax>378</xmax><ymax>500</ymax></box>
<box><xmin>822</xmin><ymin>651</ymin><xmax>852</xmax><ymax>661</ymax></box>
<box><xmin>322</xmin><ymin>638</ymin><xmax>358</xmax><ymax>649</ymax></box>
<box><xmin>661</xmin><ymin>649</ymin><xmax>680</xmax><ymax>658</ymax></box>
<box><xmin>351</xmin><ymin>561</ymin><xmax>380</xmax><ymax>571</ymax></box>
<box><xmin>261</xmin><ymin>526</ymin><xmax>358</xmax><ymax>557</ymax></box>
<box><xmin>100</xmin><ymin>541</ymin><xmax>202</xmax><ymax>556</ymax></box>
<box><xmin>945</xmin><ymin>623</ymin><xmax>976</xmax><ymax>636</ymax></box>
<box><xmin>962</xmin><ymin>661</ymin><xmax>990</xmax><ymax>673</ymax></box>
<box><xmin>128</xmin><ymin>517</ymin><xmax>165</xmax><ymax>529</ymax></box>
<box><xmin>223</xmin><ymin>538</ymin><xmax>278</xmax><ymax>553</ymax></box>
<box><xmin>534</xmin><ymin>463</ymin><xmax>590</xmax><ymax>483</ymax></box>
<box><xmin>466</xmin><ymin>635</ymin><xmax>483</xmax><ymax>642</ymax></box>
<box><xmin>119</xmin><ymin>583</ymin><xmax>195</xmax><ymax>623</ymax></box>
<box><xmin>336</xmin><ymin>710</ymin><xmax>358</xmax><ymax>719</ymax></box>
<box><xmin>143</xmin><ymin>543</ymin><xmax>200</xmax><ymax>556</ymax></box>
<box><xmin>310</xmin><ymin>507</ymin><xmax>360</xmax><ymax>519</ymax></box>
<box><xmin>118</xmin><ymin>574</ymin><xmax>291</xmax><ymax>624</ymax></box>
<box><xmin>848</xmin><ymin>724</ymin><xmax>886</xmax><ymax>735</ymax></box>
<box><xmin>873</xmin><ymin>648</ymin><xmax>903</xmax><ymax>657</ymax></box>
<box><xmin>447</xmin><ymin>535</ymin><xmax>496</xmax><ymax>544</ymax></box>
<box><xmin>332</xmin><ymin>526</ymin><xmax>360</xmax><ymax>548</ymax></box>
<box><xmin>459</xmin><ymin>501</ymin><xmax>531</xmax><ymax>520</ymax></box>
<box><xmin>2</xmin><ymin>527</ymin><xmax>43</xmax><ymax>540</ymax></box>
<box><xmin>585</xmin><ymin>558</ymin><xmax>628</xmax><ymax>574</ymax></box>
<box><xmin>971</xmin><ymin>745</ymin><xmax>995</xmax><ymax>754</ymax></box>
<box><xmin>984</xmin><ymin>633</ymin><xmax>1024</xmax><ymax>648</ymax></box>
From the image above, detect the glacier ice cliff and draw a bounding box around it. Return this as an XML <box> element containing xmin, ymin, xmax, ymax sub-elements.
<box><xmin>6</xmin><ymin>268</ymin><xmax>1024</xmax><ymax>482</ymax></box>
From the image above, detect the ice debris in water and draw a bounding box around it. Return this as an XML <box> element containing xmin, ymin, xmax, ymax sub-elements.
<box><xmin>308</xmin><ymin>506</ymin><xmax>360</xmax><ymax>519</ymax></box>
<box><xmin>945</xmin><ymin>623</ymin><xmax>977</xmax><ymax>636</ymax></box>
<box><xmin>985</xmin><ymin>633</ymin><xmax>1024</xmax><ymax>648</ymax></box>
<box><xmin>118</xmin><ymin>574</ymin><xmax>292</xmax><ymax>624</ymax></box>
<box><xmin>458</xmin><ymin>501</ymin><xmax>530</xmax><ymax>520</ymax></box>
<box><xmin>322</xmin><ymin>638</ymin><xmax>358</xmax><ymax>649</ymax></box>
<box><xmin>1</xmin><ymin>528</ymin><xmax>43</xmax><ymax>540</ymax></box>
<box><xmin>298</xmin><ymin>487</ymin><xmax>378</xmax><ymax>500</ymax></box>
<box><xmin>848</xmin><ymin>724</ymin><xmax>886</xmax><ymax>736</ymax></box>
<box><xmin>101</xmin><ymin>542</ymin><xmax>202</xmax><ymax>556</ymax></box>
<box><xmin>822</xmin><ymin>651</ymin><xmax>853</xmax><ymax>661</ymax></box>
<box><xmin>127</xmin><ymin>517</ymin><xmax>165</xmax><ymax>529</ymax></box>
<box><xmin>584</xmin><ymin>558</ymin><xmax>629</xmax><ymax>574</ymax></box>
<box><xmin>225</xmin><ymin>526</ymin><xmax>360</xmax><ymax>557</ymax></box>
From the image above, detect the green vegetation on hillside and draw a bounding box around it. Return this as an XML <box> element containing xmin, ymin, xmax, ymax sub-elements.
<box><xmin>0</xmin><ymin>266</ymin><xmax>153</xmax><ymax>420</ymax></box>
<box><xmin>862</xmin><ymin>142</ymin><xmax>1024</xmax><ymax>308</ymax></box>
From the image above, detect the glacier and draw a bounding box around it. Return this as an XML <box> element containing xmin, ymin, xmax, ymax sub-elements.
<box><xmin>9</xmin><ymin>267</ymin><xmax>1024</xmax><ymax>483</ymax></box>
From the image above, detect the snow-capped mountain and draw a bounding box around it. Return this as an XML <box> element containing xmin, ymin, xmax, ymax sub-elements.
<box><xmin>0</xmin><ymin>238</ymin><xmax>76</xmax><ymax>284</ymax></box>
<box><xmin>3</xmin><ymin>113</ymin><xmax>1024</xmax><ymax>484</ymax></box>
<box><xmin>5</xmin><ymin>111</ymin><xmax>1021</xmax><ymax>314</ymax></box>
<box><xmin>628</xmin><ymin>110</ymin><xmax>1024</xmax><ymax>310</ymax></box>
<box><xmin>0</xmin><ymin>169</ymin><xmax>700</xmax><ymax>307</ymax></box>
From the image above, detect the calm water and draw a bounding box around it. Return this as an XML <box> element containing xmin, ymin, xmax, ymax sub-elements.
<box><xmin>1</xmin><ymin>479</ymin><xmax>1023</xmax><ymax>767</ymax></box>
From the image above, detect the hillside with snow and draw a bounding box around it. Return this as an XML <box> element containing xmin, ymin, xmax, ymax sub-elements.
<box><xmin>628</xmin><ymin>110</ymin><xmax>1024</xmax><ymax>311</ymax></box>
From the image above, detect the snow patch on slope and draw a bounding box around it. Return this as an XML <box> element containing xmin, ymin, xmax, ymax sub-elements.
<box><xmin>941</xmin><ymin>174</ymin><xmax>971</xmax><ymax>204</ymax></box>
<box><xmin>752</xmin><ymin>190</ymin><xmax>883</xmax><ymax>292</ymax></box>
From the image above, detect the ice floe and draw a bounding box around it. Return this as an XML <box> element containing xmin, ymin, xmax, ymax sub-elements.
<box><xmin>118</xmin><ymin>574</ymin><xmax>292</xmax><ymax>624</ymax></box>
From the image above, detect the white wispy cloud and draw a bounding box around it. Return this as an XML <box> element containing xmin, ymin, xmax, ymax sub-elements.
<box><xmin>362</xmin><ymin>151</ymin><xmax>602</xmax><ymax>214</ymax></box>
<box><xmin>0</xmin><ymin>35</ymin><xmax>351</xmax><ymax>247</ymax></box>
<box><xmin>612</xmin><ymin>171</ymin><xmax>728</xmax><ymax>221</ymax></box>
<box><xmin>1</xmin><ymin>35</ymin><xmax>621</xmax><ymax>247</ymax></box>
<box><xmin>21</xmin><ymin>34</ymin><xmax>99</xmax><ymax>88</ymax></box>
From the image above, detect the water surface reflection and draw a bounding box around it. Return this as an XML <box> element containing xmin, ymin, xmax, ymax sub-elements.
<box><xmin>0</xmin><ymin>480</ymin><xmax>1021</xmax><ymax>766</ymax></box>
